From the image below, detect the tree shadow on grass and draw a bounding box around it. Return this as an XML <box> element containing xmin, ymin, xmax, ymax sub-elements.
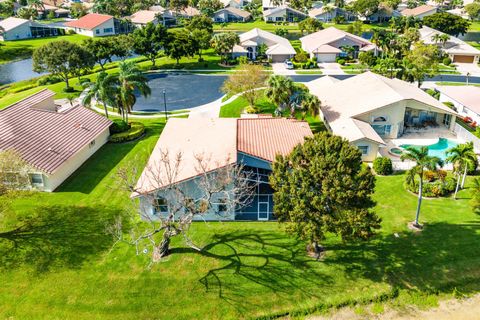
<box><xmin>57</xmin><ymin>121</ymin><xmax>164</xmax><ymax>194</ymax></box>
<box><xmin>324</xmin><ymin>221</ymin><xmax>480</xmax><ymax>295</ymax></box>
<box><xmin>0</xmin><ymin>205</ymin><xmax>127</xmax><ymax>273</ymax></box>
<box><xmin>171</xmin><ymin>230</ymin><xmax>334</xmax><ymax>312</ymax></box>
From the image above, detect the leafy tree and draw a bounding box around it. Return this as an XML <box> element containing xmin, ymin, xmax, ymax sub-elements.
<box><xmin>210</xmin><ymin>32</ymin><xmax>240</xmax><ymax>64</ymax></box>
<box><xmin>185</xmin><ymin>14</ymin><xmax>214</xmax><ymax>34</ymax></box>
<box><xmin>298</xmin><ymin>17</ymin><xmax>323</xmax><ymax>34</ymax></box>
<box><xmin>446</xmin><ymin>142</ymin><xmax>477</xmax><ymax>198</ymax></box>
<box><xmin>274</xmin><ymin>28</ymin><xmax>289</xmax><ymax>37</ymax></box>
<box><xmin>82</xmin><ymin>71</ymin><xmax>117</xmax><ymax>118</ymax></box>
<box><xmin>166</xmin><ymin>30</ymin><xmax>197</xmax><ymax>64</ymax></box>
<box><xmin>83</xmin><ymin>37</ymin><xmax>128</xmax><ymax>70</ymax></box>
<box><xmin>423</xmin><ymin>12</ymin><xmax>471</xmax><ymax>36</ymax></box>
<box><xmin>191</xmin><ymin>28</ymin><xmax>212</xmax><ymax>59</ymax></box>
<box><xmin>222</xmin><ymin>64</ymin><xmax>267</xmax><ymax>108</ymax></box>
<box><xmin>70</xmin><ymin>3</ymin><xmax>88</xmax><ymax>18</ymax></box>
<box><xmin>131</xmin><ymin>22</ymin><xmax>168</xmax><ymax>66</ymax></box>
<box><xmin>265</xmin><ymin>74</ymin><xmax>295</xmax><ymax>114</ymax></box>
<box><xmin>465</xmin><ymin>2</ymin><xmax>480</xmax><ymax>21</ymax></box>
<box><xmin>299</xmin><ymin>92</ymin><xmax>320</xmax><ymax>119</ymax></box>
<box><xmin>353</xmin><ymin>0</ymin><xmax>380</xmax><ymax>19</ymax></box>
<box><xmin>16</xmin><ymin>6</ymin><xmax>37</xmax><ymax>19</ymax></box>
<box><xmin>170</xmin><ymin>0</ymin><xmax>189</xmax><ymax>14</ymax></box>
<box><xmin>93</xmin><ymin>0</ymin><xmax>134</xmax><ymax>16</ymax></box>
<box><xmin>33</xmin><ymin>41</ymin><xmax>94</xmax><ymax>89</ymax></box>
<box><xmin>346</xmin><ymin>20</ymin><xmax>364</xmax><ymax>36</ymax></box>
<box><xmin>27</xmin><ymin>0</ymin><xmax>44</xmax><ymax>11</ymax></box>
<box><xmin>198</xmin><ymin>0</ymin><xmax>223</xmax><ymax>16</ymax></box>
<box><xmin>0</xmin><ymin>150</ymin><xmax>30</xmax><ymax>195</ymax></box>
<box><xmin>0</xmin><ymin>0</ymin><xmax>15</xmax><ymax>16</ymax></box>
<box><xmin>470</xmin><ymin>177</ymin><xmax>480</xmax><ymax>214</ymax></box>
<box><xmin>289</xmin><ymin>0</ymin><xmax>313</xmax><ymax>10</ymax></box>
<box><xmin>431</xmin><ymin>33</ymin><xmax>450</xmax><ymax>48</ymax></box>
<box><xmin>270</xmin><ymin>132</ymin><xmax>380</xmax><ymax>257</ymax></box>
<box><xmin>403</xmin><ymin>42</ymin><xmax>439</xmax><ymax>87</ymax></box>
<box><xmin>401</xmin><ymin>146</ymin><xmax>443</xmax><ymax>227</ymax></box>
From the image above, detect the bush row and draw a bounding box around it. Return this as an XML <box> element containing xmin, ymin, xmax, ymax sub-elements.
<box><xmin>109</xmin><ymin>122</ymin><xmax>145</xmax><ymax>143</ymax></box>
<box><xmin>405</xmin><ymin>177</ymin><xmax>456</xmax><ymax>197</ymax></box>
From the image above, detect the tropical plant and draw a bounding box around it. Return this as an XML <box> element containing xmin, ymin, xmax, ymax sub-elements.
<box><xmin>446</xmin><ymin>142</ymin><xmax>477</xmax><ymax>199</ymax></box>
<box><xmin>401</xmin><ymin>146</ymin><xmax>443</xmax><ymax>227</ymax></box>
<box><xmin>131</xmin><ymin>22</ymin><xmax>168</xmax><ymax>66</ymax></box>
<box><xmin>265</xmin><ymin>75</ymin><xmax>295</xmax><ymax>115</ymax></box>
<box><xmin>210</xmin><ymin>32</ymin><xmax>240</xmax><ymax>64</ymax></box>
<box><xmin>299</xmin><ymin>92</ymin><xmax>320</xmax><ymax>119</ymax></box>
<box><xmin>82</xmin><ymin>72</ymin><xmax>117</xmax><ymax>119</ymax></box>
<box><xmin>470</xmin><ymin>177</ymin><xmax>480</xmax><ymax>214</ymax></box>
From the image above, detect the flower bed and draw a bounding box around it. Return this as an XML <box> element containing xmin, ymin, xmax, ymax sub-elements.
<box><xmin>404</xmin><ymin>170</ymin><xmax>456</xmax><ymax>197</ymax></box>
<box><xmin>109</xmin><ymin>122</ymin><xmax>145</xmax><ymax>143</ymax></box>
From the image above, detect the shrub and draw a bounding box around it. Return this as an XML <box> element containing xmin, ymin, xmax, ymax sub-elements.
<box><xmin>244</xmin><ymin>105</ymin><xmax>259</xmax><ymax>114</ymax></box>
<box><xmin>37</xmin><ymin>75</ymin><xmax>63</xmax><ymax>86</ymax></box>
<box><xmin>423</xmin><ymin>170</ymin><xmax>436</xmax><ymax>182</ymax></box>
<box><xmin>294</xmin><ymin>50</ymin><xmax>309</xmax><ymax>63</ymax></box>
<box><xmin>109</xmin><ymin>119</ymin><xmax>130</xmax><ymax>134</ymax></box>
<box><xmin>109</xmin><ymin>122</ymin><xmax>145</xmax><ymax>143</ymax></box>
<box><xmin>443</xmin><ymin>101</ymin><xmax>456</xmax><ymax>111</ymax></box>
<box><xmin>66</xmin><ymin>29</ymin><xmax>76</xmax><ymax>35</ymax></box>
<box><xmin>63</xmin><ymin>86</ymin><xmax>75</xmax><ymax>93</ymax></box>
<box><xmin>443</xmin><ymin>57</ymin><xmax>452</xmax><ymax>66</ymax></box>
<box><xmin>405</xmin><ymin>176</ymin><xmax>456</xmax><ymax>197</ymax></box>
<box><xmin>237</xmin><ymin>56</ymin><xmax>248</xmax><ymax>65</ymax></box>
<box><xmin>337</xmin><ymin>58</ymin><xmax>346</xmax><ymax>65</ymax></box>
<box><xmin>373</xmin><ymin>157</ymin><xmax>393</xmax><ymax>175</ymax></box>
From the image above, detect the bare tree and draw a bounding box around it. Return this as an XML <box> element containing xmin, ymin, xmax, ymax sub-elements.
<box><xmin>0</xmin><ymin>150</ymin><xmax>31</xmax><ymax>195</ymax></box>
<box><xmin>110</xmin><ymin>151</ymin><xmax>257</xmax><ymax>263</ymax></box>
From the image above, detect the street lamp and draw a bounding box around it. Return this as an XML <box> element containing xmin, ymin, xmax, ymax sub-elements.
<box><xmin>466</xmin><ymin>72</ymin><xmax>471</xmax><ymax>85</ymax></box>
<box><xmin>163</xmin><ymin>89</ymin><xmax>168</xmax><ymax>121</ymax></box>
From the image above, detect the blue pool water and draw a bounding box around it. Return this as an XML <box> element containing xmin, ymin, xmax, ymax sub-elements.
<box><xmin>399</xmin><ymin>138</ymin><xmax>458</xmax><ymax>160</ymax></box>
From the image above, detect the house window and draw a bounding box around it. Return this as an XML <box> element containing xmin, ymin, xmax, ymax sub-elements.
<box><xmin>216</xmin><ymin>198</ymin><xmax>228</xmax><ymax>213</ymax></box>
<box><xmin>373</xmin><ymin>116</ymin><xmax>388</xmax><ymax>122</ymax></box>
<box><xmin>443</xmin><ymin>114</ymin><xmax>452</xmax><ymax>127</ymax></box>
<box><xmin>89</xmin><ymin>140</ymin><xmax>96</xmax><ymax>148</ymax></box>
<box><xmin>30</xmin><ymin>173</ymin><xmax>44</xmax><ymax>186</ymax></box>
<box><xmin>95</xmin><ymin>29</ymin><xmax>100</xmax><ymax>34</ymax></box>
<box><xmin>153</xmin><ymin>197</ymin><xmax>168</xmax><ymax>214</ymax></box>
<box><xmin>372</xmin><ymin>124</ymin><xmax>392</xmax><ymax>137</ymax></box>
<box><xmin>358</xmin><ymin>146</ymin><xmax>369</xmax><ymax>155</ymax></box>
<box><xmin>103</xmin><ymin>28</ymin><xmax>113</xmax><ymax>33</ymax></box>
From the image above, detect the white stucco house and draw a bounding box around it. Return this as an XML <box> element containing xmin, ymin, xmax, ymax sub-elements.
<box><xmin>232</xmin><ymin>28</ymin><xmax>296</xmax><ymax>62</ymax></box>
<box><xmin>64</xmin><ymin>13</ymin><xmax>117</xmax><ymax>37</ymax></box>
<box><xmin>419</xmin><ymin>26</ymin><xmax>480</xmax><ymax>64</ymax></box>
<box><xmin>213</xmin><ymin>7</ymin><xmax>252</xmax><ymax>22</ymax></box>
<box><xmin>221</xmin><ymin>0</ymin><xmax>244</xmax><ymax>9</ymax></box>
<box><xmin>306</xmin><ymin>72</ymin><xmax>458</xmax><ymax>161</ymax></box>
<box><xmin>0</xmin><ymin>89</ymin><xmax>112</xmax><ymax>192</ymax></box>
<box><xmin>300</xmin><ymin>27</ymin><xmax>376</xmax><ymax>62</ymax></box>
<box><xmin>128</xmin><ymin>10</ymin><xmax>162</xmax><ymax>27</ymax></box>
<box><xmin>263</xmin><ymin>5</ymin><xmax>307</xmax><ymax>22</ymax></box>
<box><xmin>0</xmin><ymin>17</ymin><xmax>61</xmax><ymax>41</ymax></box>
<box><xmin>438</xmin><ymin>85</ymin><xmax>480</xmax><ymax>124</ymax></box>
<box><xmin>308</xmin><ymin>6</ymin><xmax>356</xmax><ymax>22</ymax></box>
<box><xmin>401</xmin><ymin>4</ymin><xmax>438</xmax><ymax>19</ymax></box>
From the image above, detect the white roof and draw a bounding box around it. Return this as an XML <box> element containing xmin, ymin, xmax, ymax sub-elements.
<box><xmin>239</xmin><ymin>28</ymin><xmax>296</xmax><ymax>55</ymax></box>
<box><xmin>300</xmin><ymin>27</ymin><xmax>371</xmax><ymax>54</ymax></box>
<box><xmin>331</xmin><ymin>118</ymin><xmax>386</xmax><ymax>145</ymax></box>
<box><xmin>129</xmin><ymin>10</ymin><xmax>159</xmax><ymax>24</ymax></box>
<box><xmin>134</xmin><ymin>118</ymin><xmax>238</xmax><ymax>195</ymax></box>
<box><xmin>437</xmin><ymin>85</ymin><xmax>480</xmax><ymax>114</ymax></box>
<box><xmin>0</xmin><ymin>17</ymin><xmax>29</xmax><ymax>32</ymax></box>
<box><xmin>304</xmin><ymin>76</ymin><xmax>340</xmax><ymax>96</ymax></box>
<box><xmin>419</xmin><ymin>26</ymin><xmax>480</xmax><ymax>56</ymax></box>
<box><xmin>313</xmin><ymin>44</ymin><xmax>342</xmax><ymax>53</ymax></box>
<box><xmin>232</xmin><ymin>44</ymin><xmax>248</xmax><ymax>53</ymax></box>
<box><xmin>263</xmin><ymin>5</ymin><xmax>307</xmax><ymax>17</ymax></box>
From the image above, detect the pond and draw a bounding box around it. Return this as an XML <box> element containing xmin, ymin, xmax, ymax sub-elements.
<box><xmin>133</xmin><ymin>73</ymin><xmax>228</xmax><ymax>112</ymax></box>
<box><xmin>0</xmin><ymin>59</ymin><xmax>45</xmax><ymax>85</ymax></box>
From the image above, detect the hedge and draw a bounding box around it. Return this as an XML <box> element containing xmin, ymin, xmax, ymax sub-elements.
<box><xmin>109</xmin><ymin>122</ymin><xmax>145</xmax><ymax>143</ymax></box>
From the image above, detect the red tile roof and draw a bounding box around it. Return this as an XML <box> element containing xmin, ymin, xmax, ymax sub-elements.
<box><xmin>237</xmin><ymin>118</ymin><xmax>313</xmax><ymax>162</ymax></box>
<box><xmin>64</xmin><ymin>13</ymin><xmax>113</xmax><ymax>30</ymax></box>
<box><xmin>0</xmin><ymin>89</ymin><xmax>112</xmax><ymax>174</ymax></box>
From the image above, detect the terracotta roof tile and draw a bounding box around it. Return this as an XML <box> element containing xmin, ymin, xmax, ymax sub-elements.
<box><xmin>64</xmin><ymin>13</ymin><xmax>113</xmax><ymax>30</ymax></box>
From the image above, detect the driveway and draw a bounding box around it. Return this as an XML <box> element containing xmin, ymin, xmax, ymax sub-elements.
<box><xmin>272</xmin><ymin>63</ymin><xmax>296</xmax><ymax>75</ymax></box>
<box><xmin>455</xmin><ymin>63</ymin><xmax>480</xmax><ymax>76</ymax></box>
<box><xmin>317</xmin><ymin>62</ymin><xmax>345</xmax><ymax>75</ymax></box>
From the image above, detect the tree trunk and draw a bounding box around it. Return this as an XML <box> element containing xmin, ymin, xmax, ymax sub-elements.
<box><xmin>103</xmin><ymin>102</ymin><xmax>109</xmax><ymax>118</ymax></box>
<box><xmin>461</xmin><ymin>165</ymin><xmax>468</xmax><ymax>189</ymax></box>
<box><xmin>152</xmin><ymin>57</ymin><xmax>156</xmax><ymax>67</ymax></box>
<box><xmin>454</xmin><ymin>173</ymin><xmax>461</xmax><ymax>199</ymax></box>
<box><xmin>125</xmin><ymin>108</ymin><xmax>129</xmax><ymax>124</ymax></box>
<box><xmin>153</xmin><ymin>233</ymin><xmax>171</xmax><ymax>262</ymax></box>
<box><xmin>415</xmin><ymin>174</ymin><xmax>423</xmax><ymax>227</ymax></box>
<box><xmin>65</xmin><ymin>76</ymin><xmax>70</xmax><ymax>89</ymax></box>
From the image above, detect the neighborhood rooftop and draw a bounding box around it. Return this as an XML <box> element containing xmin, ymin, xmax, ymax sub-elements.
<box><xmin>0</xmin><ymin>17</ymin><xmax>29</xmax><ymax>31</ymax></box>
<box><xmin>401</xmin><ymin>4</ymin><xmax>437</xmax><ymax>16</ymax></box>
<box><xmin>64</xmin><ymin>13</ymin><xmax>113</xmax><ymax>30</ymax></box>
<box><xmin>437</xmin><ymin>85</ymin><xmax>480</xmax><ymax>114</ymax></box>
<box><xmin>0</xmin><ymin>89</ymin><xmax>112</xmax><ymax>175</ymax></box>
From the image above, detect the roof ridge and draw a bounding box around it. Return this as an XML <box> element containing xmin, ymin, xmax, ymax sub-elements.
<box><xmin>0</xmin><ymin>89</ymin><xmax>54</xmax><ymax>112</ymax></box>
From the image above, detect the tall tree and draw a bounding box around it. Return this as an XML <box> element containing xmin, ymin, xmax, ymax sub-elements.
<box><xmin>298</xmin><ymin>17</ymin><xmax>323</xmax><ymax>34</ymax></box>
<box><xmin>270</xmin><ymin>132</ymin><xmax>380</xmax><ymax>258</ymax></box>
<box><xmin>222</xmin><ymin>64</ymin><xmax>267</xmax><ymax>108</ymax></box>
<box><xmin>185</xmin><ymin>14</ymin><xmax>214</xmax><ymax>34</ymax></box>
<box><xmin>401</xmin><ymin>146</ymin><xmax>443</xmax><ymax>227</ymax></box>
<box><xmin>166</xmin><ymin>30</ymin><xmax>196</xmax><ymax>64</ymax></box>
<box><xmin>0</xmin><ymin>150</ymin><xmax>30</xmax><ymax>195</ymax></box>
<box><xmin>33</xmin><ymin>41</ymin><xmax>94</xmax><ymax>89</ymax></box>
<box><xmin>190</xmin><ymin>29</ymin><xmax>212</xmax><ymax>59</ymax></box>
<box><xmin>446</xmin><ymin>142</ymin><xmax>477</xmax><ymax>198</ymax></box>
<box><xmin>169</xmin><ymin>0</ymin><xmax>189</xmax><ymax>14</ymax></box>
<box><xmin>265</xmin><ymin>74</ymin><xmax>295</xmax><ymax>114</ymax></box>
<box><xmin>403</xmin><ymin>41</ymin><xmax>439</xmax><ymax>87</ymax></box>
<box><xmin>82</xmin><ymin>71</ymin><xmax>117</xmax><ymax>119</ymax></box>
<box><xmin>198</xmin><ymin>0</ymin><xmax>224</xmax><ymax>16</ymax></box>
<box><xmin>131</xmin><ymin>23</ymin><xmax>168</xmax><ymax>67</ymax></box>
<box><xmin>352</xmin><ymin>0</ymin><xmax>380</xmax><ymax>19</ymax></box>
<box><xmin>210</xmin><ymin>32</ymin><xmax>240</xmax><ymax>64</ymax></box>
<box><xmin>465</xmin><ymin>2</ymin><xmax>480</xmax><ymax>21</ymax></box>
<box><xmin>423</xmin><ymin>12</ymin><xmax>471</xmax><ymax>36</ymax></box>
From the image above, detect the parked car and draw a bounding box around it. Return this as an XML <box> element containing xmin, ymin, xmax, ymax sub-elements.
<box><xmin>284</xmin><ymin>60</ymin><xmax>294</xmax><ymax>69</ymax></box>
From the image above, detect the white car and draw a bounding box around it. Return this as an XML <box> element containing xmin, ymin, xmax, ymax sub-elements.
<box><xmin>284</xmin><ymin>60</ymin><xmax>294</xmax><ymax>69</ymax></box>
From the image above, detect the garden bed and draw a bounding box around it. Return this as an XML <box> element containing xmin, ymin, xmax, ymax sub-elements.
<box><xmin>109</xmin><ymin>122</ymin><xmax>145</xmax><ymax>143</ymax></box>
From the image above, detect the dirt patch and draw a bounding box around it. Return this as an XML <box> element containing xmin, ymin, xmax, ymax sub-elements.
<box><xmin>308</xmin><ymin>293</ymin><xmax>480</xmax><ymax>320</ymax></box>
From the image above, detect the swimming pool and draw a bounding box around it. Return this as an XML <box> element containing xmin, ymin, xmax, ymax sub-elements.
<box><xmin>399</xmin><ymin>138</ymin><xmax>458</xmax><ymax>160</ymax></box>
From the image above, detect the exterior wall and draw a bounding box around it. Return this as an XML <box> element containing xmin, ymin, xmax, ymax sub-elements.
<box><xmin>355</xmin><ymin>101</ymin><xmax>407</xmax><ymax>139</ymax></box>
<box><xmin>40</xmin><ymin>128</ymin><xmax>110</xmax><ymax>192</ymax></box>
<box><xmin>213</xmin><ymin>11</ymin><xmax>247</xmax><ymax>22</ymax></box>
<box><xmin>439</xmin><ymin>92</ymin><xmax>480</xmax><ymax>124</ymax></box>
<box><xmin>264</xmin><ymin>9</ymin><xmax>306</xmax><ymax>22</ymax></box>
<box><xmin>449</xmin><ymin>53</ymin><xmax>479</xmax><ymax>64</ymax></box>
<box><xmin>67</xmin><ymin>19</ymin><xmax>115</xmax><ymax>37</ymax></box>
<box><xmin>315</xmin><ymin>53</ymin><xmax>337</xmax><ymax>62</ymax></box>
<box><xmin>454</xmin><ymin>122</ymin><xmax>480</xmax><ymax>151</ymax></box>
<box><xmin>353</xmin><ymin>139</ymin><xmax>379</xmax><ymax>162</ymax></box>
<box><xmin>1</xmin><ymin>23</ymin><xmax>32</xmax><ymax>41</ymax></box>
<box><xmin>269</xmin><ymin>53</ymin><xmax>293</xmax><ymax>62</ymax></box>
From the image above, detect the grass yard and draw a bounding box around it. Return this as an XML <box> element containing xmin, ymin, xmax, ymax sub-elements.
<box><xmin>1</xmin><ymin>119</ymin><xmax>479</xmax><ymax>319</ymax></box>
<box><xmin>0</xmin><ymin>34</ymin><xmax>89</xmax><ymax>64</ymax></box>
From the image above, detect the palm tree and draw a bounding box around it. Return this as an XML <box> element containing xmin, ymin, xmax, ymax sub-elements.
<box><xmin>265</xmin><ymin>75</ymin><xmax>295</xmax><ymax>115</ymax></box>
<box><xmin>431</xmin><ymin>33</ymin><xmax>442</xmax><ymax>45</ymax></box>
<box><xmin>439</xmin><ymin>34</ymin><xmax>450</xmax><ymax>48</ymax></box>
<box><xmin>300</xmin><ymin>92</ymin><xmax>321</xmax><ymax>120</ymax></box>
<box><xmin>446</xmin><ymin>142</ymin><xmax>477</xmax><ymax>198</ymax></box>
<box><xmin>115</xmin><ymin>61</ymin><xmax>151</xmax><ymax>123</ymax></box>
<box><xmin>323</xmin><ymin>6</ymin><xmax>335</xmax><ymax>22</ymax></box>
<box><xmin>82</xmin><ymin>72</ymin><xmax>116</xmax><ymax>119</ymax></box>
<box><xmin>401</xmin><ymin>146</ymin><xmax>443</xmax><ymax>227</ymax></box>
<box><xmin>27</xmin><ymin>0</ymin><xmax>44</xmax><ymax>13</ymax></box>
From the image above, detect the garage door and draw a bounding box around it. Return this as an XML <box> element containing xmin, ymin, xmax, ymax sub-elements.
<box><xmin>453</xmin><ymin>55</ymin><xmax>475</xmax><ymax>63</ymax></box>
<box><xmin>270</xmin><ymin>54</ymin><xmax>291</xmax><ymax>62</ymax></box>
<box><xmin>316</xmin><ymin>53</ymin><xmax>337</xmax><ymax>62</ymax></box>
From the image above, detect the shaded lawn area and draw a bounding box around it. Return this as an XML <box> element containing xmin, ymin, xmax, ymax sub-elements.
<box><xmin>1</xmin><ymin>169</ymin><xmax>480</xmax><ymax>319</ymax></box>
<box><xmin>0</xmin><ymin>34</ymin><xmax>89</xmax><ymax>64</ymax></box>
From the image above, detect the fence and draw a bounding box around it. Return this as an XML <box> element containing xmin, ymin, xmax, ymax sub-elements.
<box><xmin>454</xmin><ymin>123</ymin><xmax>480</xmax><ymax>151</ymax></box>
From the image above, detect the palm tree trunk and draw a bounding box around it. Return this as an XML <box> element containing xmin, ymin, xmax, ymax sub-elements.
<box><xmin>415</xmin><ymin>173</ymin><xmax>423</xmax><ymax>227</ymax></box>
<box><xmin>102</xmin><ymin>102</ymin><xmax>109</xmax><ymax>119</ymax></box>
<box><xmin>454</xmin><ymin>173</ymin><xmax>461</xmax><ymax>199</ymax></box>
<box><xmin>461</xmin><ymin>165</ymin><xmax>468</xmax><ymax>189</ymax></box>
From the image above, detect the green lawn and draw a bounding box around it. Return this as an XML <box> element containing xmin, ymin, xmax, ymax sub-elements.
<box><xmin>1</xmin><ymin>123</ymin><xmax>479</xmax><ymax>319</ymax></box>
<box><xmin>0</xmin><ymin>34</ymin><xmax>89</xmax><ymax>64</ymax></box>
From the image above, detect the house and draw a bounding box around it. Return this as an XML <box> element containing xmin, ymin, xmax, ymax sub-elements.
<box><xmin>262</xmin><ymin>0</ymin><xmax>285</xmax><ymax>11</ymax></box>
<box><xmin>0</xmin><ymin>89</ymin><xmax>112</xmax><ymax>192</ymax></box>
<box><xmin>263</xmin><ymin>5</ymin><xmax>307</xmax><ymax>22</ymax></box>
<box><xmin>176</xmin><ymin>6</ymin><xmax>201</xmax><ymax>18</ymax></box>
<box><xmin>134</xmin><ymin>117</ymin><xmax>312</xmax><ymax>221</ymax></box>
<box><xmin>64</xmin><ymin>13</ymin><xmax>130</xmax><ymax>37</ymax></box>
<box><xmin>36</xmin><ymin>4</ymin><xmax>70</xmax><ymax>18</ymax></box>
<box><xmin>437</xmin><ymin>86</ymin><xmax>480</xmax><ymax>124</ymax></box>
<box><xmin>308</xmin><ymin>6</ymin><xmax>356</xmax><ymax>22</ymax></box>
<box><xmin>221</xmin><ymin>0</ymin><xmax>244</xmax><ymax>9</ymax></box>
<box><xmin>0</xmin><ymin>17</ymin><xmax>60</xmax><ymax>41</ymax></box>
<box><xmin>128</xmin><ymin>10</ymin><xmax>162</xmax><ymax>27</ymax></box>
<box><xmin>419</xmin><ymin>26</ymin><xmax>480</xmax><ymax>64</ymax></box>
<box><xmin>213</xmin><ymin>7</ymin><xmax>252</xmax><ymax>22</ymax></box>
<box><xmin>305</xmin><ymin>72</ymin><xmax>457</xmax><ymax>161</ymax></box>
<box><xmin>232</xmin><ymin>28</ymin><xmax>296</xmax><ymax>62</ymax></box>
<box><xmin>401</xmin><ymin>4</ymin><xmax>438</xmax><ymax>19</ymax></box>
<box><xmin>365</xmin><ymin>5</ymin><xmax>400</xmax><ymax>22</ymax></box>
<box><xmin>300</xmin><ymin>27</ymin><xmax>376</xmax><ymax>62</ymax></box>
